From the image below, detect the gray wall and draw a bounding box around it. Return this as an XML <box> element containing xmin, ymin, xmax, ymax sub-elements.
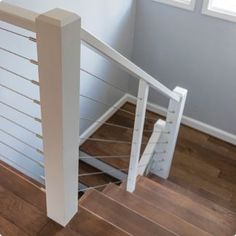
<box><xmin>0</xmin><ymin>0</ymin><xmax>136</xmax><ymax>181</ymax></box>
<box><xmin>132</xmin><ymin>0</ymin><xmax>236</xmax><ymax>135</ymax></box>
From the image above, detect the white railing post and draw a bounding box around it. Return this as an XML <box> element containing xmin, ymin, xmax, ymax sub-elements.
<box><xmin>151</xmin><ymin>87</ymin><xmax>187</xmax><ymax>179</ymax></box>
<box><xmin>127</xmin><ymin>80</ymin><xmax>149</xmax><ymax>192</ymax></box>
<box><xmin>36</xmin><ymin>9</ymin><xmax>81</xmax><ymax>226</ymax></box>
<box><xmin>138</xmin><ymin>119</ymin><xmax>166</xmax><ymax>176</ymax></box>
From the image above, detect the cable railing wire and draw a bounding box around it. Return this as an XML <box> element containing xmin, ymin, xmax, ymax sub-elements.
<box><xmin>79</xmin><ymin>151</ymin><xmax>163</xmax><ymax>160</ymax></box>
<box><xmin>0</xmin><ymin>140</ymin><xmax>44</xmax><ymax>167</ymax></box>
<box><xmin>81</xmin><ymin>68</ymin><xmax>128</xmax><ymax>94</ymax></box>
<box><xmin>0</xmin><ymin>26</ymin><xmax>36</xmax><ymax>42</ymax></box>
<box><xmin>0</xmin><ymin>101</ymin><xmax>41</xmax><ymax>122</ymax></box>
<box><xmin>0</xmin><ymin>114</ymin><xmax>43</xmax><ymax>139</ymax></box>
<box><xmin>0</xmin><ymin>153</ymin><xmax>45</xmax><ymax>182</ymax></box>
<box><xmin>79</xmin><ymin>168</ymin><xmax>128</xmax><ymax>177</ymax></box>
<box><xmin>80</xmin><ymin>117</ymin><xmax>133</xmax><ymax>131</ymax></box>
<box><xmin>0</xmin><ymin>82</ymin><xmax>40</xmax><ymax>104</ymax></box>
<box><xmin>80</xmin><ymin>94</ymin><xmax>161</xmax><ymax>122</ymax></box>
<box><xmin>0</xmin><ymin>128</ymin><xmax>43</xmax><ymax>155</ymax></box>
<box><xmin>80</xmin><ymin>137</ymin><xmax>168</xmax><ymax>146</ymax></box>
<box><xmin>0</xmin><ymin>46</ymin><xmax>38</xmax><ymax>65</ymax></box>
<box><xmin>79</xmin><ymin>181</ymin><xmax>122</xmax><ymax>192</ymax></box>
<box><xmin>0</xmin><ymin>65</ymin><xmax>39</xmax><ymax>85</ymax></box>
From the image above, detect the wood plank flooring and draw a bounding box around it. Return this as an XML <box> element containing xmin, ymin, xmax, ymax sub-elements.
<box><xmin>0</xmin><ymin>102</ymin><xmax>235</xmax><ymax>235</ymax></box>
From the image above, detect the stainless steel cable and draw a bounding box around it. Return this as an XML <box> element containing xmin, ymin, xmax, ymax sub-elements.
<box><xmin>0</xmin><ymin>65</ymin><xmax>39</xmax><ymax>85</ymax></box>
<box><xmin>0</xmin><ymin>82</ymin><xmax>40</xmax><ymax>104</ymax></box>
<box><xmin>79</xmin><ymin>152</ymin><xmax>159</xmax><ymax>160</ymax></box>
<box><xmin>0</xmin><ymin>101</ymin><xmax>41</xmax><ymax>122</ymax></box>
<box><xmin>79</xmin><ymin>181</ymin><xmax>122</xmax><ymax>192</ymax></box>
<box><xmin>0</xmin><ymin>140</ymin><xmax>44</xmax><ymax>167</ymax></box>
<box><xmin>0</xmin><ymin>26</ymin><xmax>36</xmax><ymax>42</ymax></box>
<box><xmin>80</xmin><ymin>94</ymin><xmax>135</xmax><ymax>116</ymax></box>
<box><xmin>0</xmin><ymin>128</ymin><xmax>43</xmax><ymax>155</ymax></box>
<box><xmin>80</xmin><ymin>137</ymin><xmax>168</xmax><ymax>145</ymax></box>
<box><xmin>0</xmin><ymin>115</ymin><xmax>42</xmax><ymax>139</ymax></box>
<box><xmin>80</xmin><ymin>117</ymin><xmax>133</xmax><ymax>131</ymax></box>
<box><xmin>80</xmin><ymin>94</ymin><xmax>161</xmax><ymax>122</ymax></box>
<box><xmin>0</xmin><ymin>153</ymin><xmax>44</xmax><ymax>182</ymax></box>
<box><xmin>81</xmin><ymin>68</ymin><xmax>127</xmax><ymax>94</ymax></box>
<box><xmin>79</xmin><ymin>168</ymin><xmax>128</xmax><ymax>177</ymax></box>
<box><xmin>0</xmin><ymin>46</ymin><xmax>38</xmax><ymax>65</ymax></box>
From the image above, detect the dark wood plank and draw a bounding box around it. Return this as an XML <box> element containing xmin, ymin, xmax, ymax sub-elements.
<box><xmin>0</xmin><ymin>161</ymin><xmax>46</xmax><ymax>213</ymax></box>
<box><xmin>0</xmin><ymin>184</ymin><xmax>49</xmax><ymax>236</ymax></box>
<box><xmin>135</xmin><ymin>177</ymin><xmax>235</xmax><ymax>236</ymax></box>
<box><xmin>79</xmin><ymin>189</ymin><xmax>176</xmax><ymax>236</ymax></box>
<box><xmin>103</xmin><ymin>183</ymin><xmax>211</xmax><ymax>236</ymax></box>
<box><xmin>0</xmin><ymin>215</ymin><xmax>28</xmax><ymax>236</ymax></box>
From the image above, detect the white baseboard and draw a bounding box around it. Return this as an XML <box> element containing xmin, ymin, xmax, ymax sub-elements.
<box><xmin>126</xmin><ymin>94</ymin><xmax>236</xmax><ymax>146</ymax></box>
<box><xmin>80</xmin><ymin>93</ymin><xmax>236</xmax><ymax>147</ymax></box>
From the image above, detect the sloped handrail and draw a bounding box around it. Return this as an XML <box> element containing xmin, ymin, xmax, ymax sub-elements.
<box><xmin>81</xmin><ymin>28</ymin><xmax>180</xmax><ymax>102</ymax></box>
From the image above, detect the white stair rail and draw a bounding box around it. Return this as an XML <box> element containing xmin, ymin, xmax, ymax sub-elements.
<box><xmin>80</xmin><ymin>29</ymin><xmax>180</xmax><ymax>102</ymax></box>
<box><xmin>150</xmin><ymin>87</ymin><xmax>188</xmax><ymax>179</ymax></box>
<box><xmin>0</xmin><ymin>3</ymin><xmax>81</xmax><ymax>226</ymax></box>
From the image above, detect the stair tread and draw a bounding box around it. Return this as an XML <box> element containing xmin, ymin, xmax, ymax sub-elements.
<box><xmin>0</xmin><ymin>184</ymin><xmax>49</xmax><ymax>236</ymax></box>
<box><xmin>103</xmin><ymin>183</ymin><xmax>211</xmax><ymax>236</ymax></box>
<box><xmin>79</xmin><ymin>188</ymin><xmax>176</xmax><ymax>236</ymax></box>
<box><xmin>0</xmin><ymin>215</ymin><xmax>28</xmax><ymax>236</ymax></box>
<box><xmin>40</xmin><ymin>208</ymin><xmax>128</xmax><ymax>236</ymax></box>
<box><xmin>0</xmin><ymin>161</ymin><xmax>46</xmax><ymax>213</ymax></box>
<box><xmin>79</xmin><ymin>161</ymin><xmax>117</xmax><ymax>191</ymax></box>
<box><xmin>135</xmin><ymin>177</ymin><xmax>236</xmax><ymax>236</ymax></box>
<box><xmin>149</xmin><ymin>174</ymin><xmax>236</xmax><ymax>221</ymax></box>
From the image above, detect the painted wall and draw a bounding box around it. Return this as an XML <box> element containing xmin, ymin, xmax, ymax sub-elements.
<box><xmin>132</xmin><ymin>0</ymin><xmax>236</xmax><ymax>135</ymax></box>
<box><xmin>0</xmin><ymin>0</ymin><xmax>136</xmax><ymax>182</ymax></box>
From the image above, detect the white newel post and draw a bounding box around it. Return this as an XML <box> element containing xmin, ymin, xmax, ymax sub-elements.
<box><xmin>36</xmin><ymin>9</ymin><xmax>81</xmax><ymax>226</ymax></box>
<box><xmin>127</xmin><ymin>80</ymin><xmax>149</xmax><ymax>192</ymax></box>
<box><xmin>151</xmin><ymin>87</ymin><xmax>187</xmax><ymax>179</ymax></box>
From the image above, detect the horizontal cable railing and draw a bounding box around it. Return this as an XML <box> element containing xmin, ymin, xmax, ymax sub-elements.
<box><xmin>0</xmin><ymin>14</ymin><xmax>44</xmax><ymax>196</ymax></box>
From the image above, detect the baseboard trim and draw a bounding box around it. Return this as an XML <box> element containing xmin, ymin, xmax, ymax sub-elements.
<box><xmin>126</xmin><ymin>94</ymin><xmax>236</xmax><ymax>146</ymax></box>
<box><xmin>80</xmin><ymin>93</ymin><xmax>236</xmax><ymax>146</ymax></box>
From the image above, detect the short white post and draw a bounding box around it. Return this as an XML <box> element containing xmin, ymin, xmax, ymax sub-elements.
<box><xmin>127</xmin><ymin>80</ymin><xmax>149</xmax><ymax>192</ymax></box>
<box><xmin>138</xmin><ymin>119</ymin><xmax>166</xmax><ymax>176</ymax></box>
<box><xmin>36</xmin><ymin>9</ymin><xmax>81</xmax><ymax>226</ymax></box>
<box><xmin>151</xmin><ymin>87</ymin><xmax>187</xmax><ymax>179</ymax></box>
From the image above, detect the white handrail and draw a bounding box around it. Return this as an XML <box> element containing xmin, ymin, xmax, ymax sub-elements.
<box><xmin>81</xmin><ymin>28</ymin><xmax>180</xmax><ymax>102</ymax></box>
<box><xmin>0</xmin><ymin>2</ymin><xmax>38</xmax><ymax>32</ymax></box>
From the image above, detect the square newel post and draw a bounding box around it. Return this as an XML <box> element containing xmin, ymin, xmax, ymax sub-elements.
<box><xmin>36</xmin><ymin>9</ymin><xmax>81</xmax><ymax>226</ymax></box>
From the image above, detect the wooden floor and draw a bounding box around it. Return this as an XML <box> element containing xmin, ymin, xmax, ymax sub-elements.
<box><xmin>0</xmin><ymin>102</ymin><xmax>236</xmax><ymax>235</ymax></box>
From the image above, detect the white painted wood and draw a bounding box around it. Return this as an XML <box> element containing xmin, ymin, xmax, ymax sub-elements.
<box><xmin>152</xmin><ymin>0</ymin><xmax>196</xmax><ymax>11</ymax></box>
<box><xmin>127</xmin><ymin>80</ymin><xmax>149</xmax><ymax>192</ymax></box>
<box><xmin>80</xmin><ymin>151</ymin><xmax>127</xmax><ymax>181</ymax></box>
<box><xmin>151</xmin><ymin>87</ymin><xmax>187</xmax><ymax>179</ymax></box>
<box><xmin>80</xmin><ymin>95</ymin><xmax>129</xmax><ymax>146</ymax></box>
<box><xmin>138</xmin><ymin>119</ymin><xmax>165</xmax><ymax>176</ymax></box>
<box><xmin>0</xmin><ymin>2</ymin><xmax>38</xmax><ymax>32</ymax></box>
<box><xmin>36</xmin><ymin>9</ymin><xmax>81</xmax><ymax>226</ymax></box>
<box><xmin>81</xmin><ymin>29</ymin><xmax>180</xmax><ymax>102</ymax></box>
<box><xmin>125</xmin><ymin>93</ymin><xmax>236</xmax><ymax>146</ymax></box>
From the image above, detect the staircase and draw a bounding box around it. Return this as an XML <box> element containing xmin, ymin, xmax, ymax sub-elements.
<box><xmin>0</xmin><ymin>3</ymin><xmax>236</xmax><ymax>235</ymax></box>
<box><xmin>79</xmin><ymin>176</ymin><xmax>236</xmax><ymax>236</ymax></box>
